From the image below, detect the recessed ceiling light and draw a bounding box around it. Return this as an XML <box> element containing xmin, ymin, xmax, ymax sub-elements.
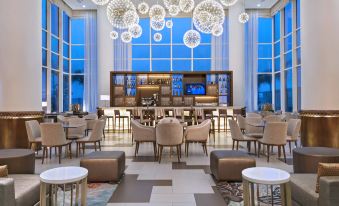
<box><xmin>257</xmin><ymin>3</ymin><xmax>261</xmax><ymax>7</ymax></box>
<box><xmin>82</xmin><ymin>5</ymin><xmax>86</xmax><ymax>8</ymax></box>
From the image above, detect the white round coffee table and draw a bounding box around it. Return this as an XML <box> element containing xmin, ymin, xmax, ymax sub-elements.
<box><xmin>40</xmin><ymin>166</ymin><xmax>88</xmax><ymax>206</ymax></box>
<box><xmin>242</xmin><ymin>167</ymin><xmax>291</xmax><ymax>206</ymax></box>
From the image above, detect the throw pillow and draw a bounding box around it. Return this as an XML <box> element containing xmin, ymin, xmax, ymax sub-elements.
<box><xmin>316</xmin><ymin>163</ymin><xmax>339</xmax><ymax>193</ymax></box>
<box><xmin>0</xmin><ymin>165</ymin><xmax>8</xmax><ymax>177</ymax></box>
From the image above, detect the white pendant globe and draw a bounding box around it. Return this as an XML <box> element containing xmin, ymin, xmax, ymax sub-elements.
<box><xmin>138</xmin><ymin>2</ymin><xmax>149</xmax><ymax>14</ymax></box>
<box><xmin>110</xmin><ymin>31</ymin><xmax>119</xmax><ymax>39</ymax></box>
<box><xmin>179</xmin><ymin>0</ymin><xmax>195</xmax><ymax>13</ymax></box>
<box><xmin>212</xmin><ymin>24</ymin><xmax>223</xmax><ymax>36</ymax></box>
<box><xmin>91</xmin><ymin>0</ymin><xmax>110</xmax><ymax>6</ymax></box>
<box><xmin>107</xmin><ymin>0</ymin><xmax>137</xmax><ymax>29</ymax></box>
<box><xmin>154</xmin><ymin>33</ymin><xmax>163</xmax><ymax>42</ymax></box>
<box><xmin>220</xmin><ymin>0</ymin><xmax>238</xmax><ymax>7</ymax></box>
<box><xmin>123</xmin><ymin>10</ymin><xmax>139</xmax><ymax>27</ymax></box>
<box><xmin>151</xmin><ymin>19</ymin><xmax>166</xmax><ymax>31</ymax></box>
<box><xmin>239</xmin><ymin>12</ymin><xmax>249</xmax><ymax>24</ymax></box>
<box><xmin>128</xmin><ymin>24</ymin><xmax>143</xmax><ymax>38</ymax></box>
<box><xmin>193</xmin><ymin>0</ymin><xmax>225</xmax><ymax>34</ymax></box>
<box><xmin>168</xmin><ymin>5</ymin><xmax>180</xmax><ymax>16</ymax></box>
<box><xmin>183</xmin><ymin>30</ymin><xmax>201</xmax><ymax>48</ymax></box>
<box><xmin>166</xmin><ymin>20</ymin><xmax>173</xmax><ymax>28</ymax></box>
<box><xmin>121</xmin><ymin>31</ymin><xmax>132</xmax><ymax>43</ymax></box>
<box><xmin>164</xmin><ymin>0</ymin><xmax>180</xmax><ymax>9</ymax></box>
<box><xmin>149</xmin><ymin>5</ymin><xmax>166</xmax><ymax>21</ymax></box>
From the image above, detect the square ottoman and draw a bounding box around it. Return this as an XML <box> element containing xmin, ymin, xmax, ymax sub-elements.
<box><xmin>80</xmin><ymin>151</ymin><xmax>125</xmax><ymax>182</ymax></box>
<box><xmin>210</xmin><ymin>150</ymin><xmax>256</xmax><ymax>181</ymax></box>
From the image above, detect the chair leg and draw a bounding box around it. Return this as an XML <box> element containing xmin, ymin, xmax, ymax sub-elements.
<box><xmin>258</xmin><ymin>143</ymin><xmax>261</xmax><ymax>158</ymax></box>
<box><xmin>185</xmin><ymin>142</ymin><xmax>187</xmax><ymax>156</ymax></box>
<box><xmin>49</xmin><ymin>147</ymin><xmax>52</xmax><ymax>159</ymax></box>
<box><xmin>76</xmin><ymin>143</ymin><xmax>79</xmax><ymax>158</ymax></box>
<box><xmin>134</xmin><ymin>142</ymin><xmax>138</xmax><ymax>157</ymax></box>
<box><xmin>82</xmin><ymin>143</ymin><xmax>85</xmax><ymax>156</ymax></box>
<box><xmin>42</xmin><ymin>146</ymin><xmax>45</xmax><ymax>164</ymax></box>
<box><xmin>158</xmin><ymin>145</ymin><xmax>163</xmax><ymax>163</ymax></box>
<box><xmin>69</xmin><ymin>144</ymin><xmax>72</xmax><ymax>159</ymax></box>
<box><xmin>136</xmin><ymin>142</ymin><xmax>140</xmax><ymax>154</ymax></box>
<box><xmin>278</xmin><ymin>146</ymin><xmax>281</xmax><ymax>158</ymax></box>
<box><xmin>179</xmin><ymin>144</ymin><xmax>182</xmax><ymax>158</ymax></box>
<box><xmin>254</xmin><ymin>141</ymin><xmax>257</xmax><ymax>155</ymax></box>
<box><xmin>232</xmin><ymin>140</ymin><xmax>235</xmax><ymax>150</ymax></box>
<box><xmin>236</xmin><ymin>141</ymin><xmax>239</xmax><ymax>150</ymax></box>
<box><xmin>282</xmin><ymin>145</ymin><xmax>287</xmax><ymax>163</ymax></box>
<box><xmin>288</xmin><ymin>141</ymin><xmax>292</xmax><ymax>154</ymax></box>
<box><xmin>94</xmin><ymin>142</ymin><xmax>97</xmax><ymax>151</ymax></box>
<box><xmin>186</xmin><ymin>142</ymin><xmax>189</xmax><ymax>157</ymax></box>
<box><xmin>98</xmin><ymin>141</ymin><xmax>101</xmax><ymax>151</ymax></box>
<box><xmin>218</xmin><ymin>117</ymin><xmax>220</xmax><ymax>132</ymax></box>
<box><xmin>58</xmin><ymin>146</ymin><xmax>62</xmax><ymax>164</ymax></box>
<box><xmin>267</xmin><ymin>145</ymin><xmax>270</xmax><ymax>162</ymax></box>
<box><xmin>153</xmin><ymin>142</ymin><xmax>157</xmax><ymax>158</ymax></box>
<box><xmin>176</xmin><ymin>145</ymin><xmax>180</xmax><ymax>163</ymax></box>
<box><xmin>103</xmin><ymin>129</ymin><xmax>105</xmax><ymax>139</ymax></box>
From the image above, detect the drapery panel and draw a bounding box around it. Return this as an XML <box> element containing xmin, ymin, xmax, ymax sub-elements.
<box><xmin>211</xmin><ymin>16</ymin><xmax>229</xmax><ymax>71</ymax></box>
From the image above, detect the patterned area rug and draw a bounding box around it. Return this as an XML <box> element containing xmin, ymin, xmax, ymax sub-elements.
<box><xmin>53</xmin><ymin>183</ymin><xmax>116</xmax><ymax>206</ymax></box>
<box><xmin>216</xmin><ymin>181</ymin><xmax>281</xmax><ymax>205</ymax></box>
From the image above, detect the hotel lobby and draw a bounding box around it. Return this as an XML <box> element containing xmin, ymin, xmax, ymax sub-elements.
<box><xmin>0</xmin><ymin>0</ymin><xmax>339</xmax><ymax>205</ymax></box>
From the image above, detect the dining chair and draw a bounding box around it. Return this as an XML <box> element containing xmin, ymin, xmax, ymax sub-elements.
<box><xmin>264</xmin><ymin>115</ymin><xmax>282</xmax><ymax>123</ymax></box>
<box><xmin>25</xmin><ymin>120</ymin><xmax>42</xmax><ymax>152</ymax></box>
<box><xmin>236</xmin><ymin>115</ymin><xmax>247</xmax><ymax>133</ymax></box>
<box><xmin>40</xmin><ymin>123</ymin><xmax>72</xmax><ymax>164</ymax></box>
<box><xmin>245</xmin><ymin>117</ymin><xmax>264</xmax><ymax>138</ymax></box>
<box><xmin>154</xmin><ymin>108</ymin><xmax>165</xmax><ymax>124</ymax></box>
<box><xmin>258</xmin><ymin>122</ymin><xmax>288</xmax><ymax>162</ymax></box>
<box><xmin>83</xmin><ymin>114</ymin><xmax>98</xmax><ymax>135</ymax></box>
<box><xmin>286</xmin><ymin>119</ymin><xmax>301</xmax><ymax>154</ymax></box>
<box><xmin>76</xmin><ymin>120</ymin><xmax>106</xmax><ymax>157</ymax></box>
<box><xmin>185</xmin><ymin>119</ymin><xmax>211</xmax><ymax>156</ymax></box>
<box><xmin>229</xmin><ymin>119</ymin><xmax>257</xmax><ymax>154</ymax></box>
<box><xmin>99</xmin><ymin>115</ymin><xmax>108</xmax><ymax>139</ymax></box>
<box><xmin>131</xmin><ymin>119</ymin><xmax>157</xmax><ymax>158</ymax></box>
<box><xmin>156</xmin><ymin>120</ymin><xmax>183</xmax><ymax>163</ymax></box>
<box><xmin>246</xmin><ymin>113</ymin><xmax>262</xmax><ymax>118</ymax></box>
<box><xmin>67</xmin><ymin>117</ymin><xmax>87</xmax><ymax>140</ymax></box>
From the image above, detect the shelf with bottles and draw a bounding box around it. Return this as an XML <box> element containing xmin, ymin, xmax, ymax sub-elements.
<box><xmin>148</xmin><ymin>74</ymin><xmax>171</xmax><ymax>85</ymax></box>
<box><xmin>218</xmin><ymin>95</ymin><xmax>229</xmax><ymax>106</ymax></box>
<box><xmin>218</xmin><ymin>74</ymin><xmax>230</xmax><ymax>96</ymax></box>
<box><xmin>206</xmin><ymin>74</ymin><xmax>219</xmax><ymax>85</ymax></box>
<box><xmin>137</xmin><ymin>74</ymin><xmax>148</xmax><ymax>85</ymax></box>
<box><xmin>125</xmin><ymin>74</ymin><xmax>137</xmax><ymax>96</ymax></box>
<box><xmin>113</xmin><ymin>74</ymin><xmax>125</xmax><ymax>85</ymax></box>
<box><xmin>172</xmin><ymin>74</ymin><xmax>183</xmax><ymax>96</ymax></box>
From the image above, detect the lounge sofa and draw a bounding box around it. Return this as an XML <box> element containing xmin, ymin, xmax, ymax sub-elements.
<box><xmin>290</xmin><ymin>174</ymin><xmax>339</xmax><ymax>206</ymax></box>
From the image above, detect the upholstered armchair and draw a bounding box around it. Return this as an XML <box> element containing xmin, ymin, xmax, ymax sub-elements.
<box><xmin>245</xmin><ymin>117</ymin><xmax>264</xmax><ymax>138</ymax></box>
<box><xmin>236</xmin><ymin>115</ymin><xmax>247</xmax><ymax>133</ymax></box>
<box><xmin>76</xmin><ymin>120</ymin><xmax>105</xmax><ymax>157</ymax></box>
<box><xmin>185</xmin><ymin>119</ymin><xmax>211</xmax><ymax>156</ymax></box>
<box><xmin>99</xmin><ymin>115</ymin><xmax>107</xmax><ymax>139</ymax></box>
<box><xmin>258</xmin><ymin>122</ymin><xmax>288</xmax><ymax>162</ymax></box>
<box><xmin>40</xmin><ymin>123</ymin><xmax>72</xmax><ymax>164</ymax></box>
<box><xmin>286</xmin><ymin>119</ymin><xmax>301</xmax><ymax>154</ymax></box>
<box><xmin>131</xmin><ymin>119</ymin><xmax>156</xmax><ymax>158</ymax></box>
<box><xmin>25</xmin><ymin>120</ymin><xmax>42</xmax><ymax>151</ymax></box>
<box><xmin>84</xmin><ymin>114</ymin><xmax>98</xmax><ymax>135</ymax></box>
<box><xmin>229</xmin><ymin>119</ymin><xmax>257</xmax><ymax>154</ymax></box>
<box><xmin>246</xmin><ymin>113</ymin><xmax>262</xmax><ymax>118</ymax></box>
<box><xmin>156</xmin><ymin>120</ymin><xmax>183</xmax><ymax>163</ymax></box>
<box><xmin>67</xmin><ymin>117</ymin><xmax>87</xmax><ymax>140</ymax></box>
<box><xmin>264</xmin><ymin>115</ymin><xmax>282</xmax><ymax>122</ymax></box>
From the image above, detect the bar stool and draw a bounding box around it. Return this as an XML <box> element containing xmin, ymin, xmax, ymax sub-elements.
<box><xmin>217</xmin><ymin>109</ymin><xmax>234</xmax><ymax>132</ymax></box>
<box><xmin>114</xmin><ymin>110</ymin><xmax>130</xmax><ymax>133</ymax></box>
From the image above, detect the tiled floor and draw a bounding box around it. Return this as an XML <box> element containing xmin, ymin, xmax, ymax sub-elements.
<box><xmin>35</xmin><ymin>128</ymin><xmax>294</xmax><ymax>206</ymax></box>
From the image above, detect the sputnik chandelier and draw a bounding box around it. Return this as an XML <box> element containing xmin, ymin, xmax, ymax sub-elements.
<box><xmin>91</xmin><ymin>0</ymin><xmax>244</xmax><ymax>46</ymax></box>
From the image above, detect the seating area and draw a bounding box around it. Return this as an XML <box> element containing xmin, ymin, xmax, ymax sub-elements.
<box><xmin>1</xmin><ymin>0</ymin><xmax>339</xmax><ymax>206</ymax></box>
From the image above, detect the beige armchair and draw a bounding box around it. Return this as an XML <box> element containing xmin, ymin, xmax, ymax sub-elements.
<box><xmin>67</xmin><ymin>117</ymin><xmax>86</xmax><ymax>140</ymax></box>
<box><xmin>246</xmin><ymin>113</ymin><xmax>261</xmax><ymax>118</ymax></box>
<box><xmin>76</xmin><ymin>120</ymin><xmax>105</xmax><ymax>157</ymax></box>
<box><xmin>84</xmin><ymin>114</ymin><xmax>98</xmax><ymax>135</ymax></box>
<box><xmin>229</xmin><ymin>119</ymin><xmax>257</xmax><ymax>154</ymax></box>
<box><xmin>264</xmin><ymin>115</ymin><xmax>282</xmax><ymax>122</ymax></box>
<box><xmin>286</xmin><ymin>119</ymin><xmax>301</xmax><ymax>154</ymax></box>
<box><xmin>156</xmin><ymin>120</ymin><xmax>183</xmax><ymax>163</ymax></box>
<box><xmin>40</xmin><ymin>123</ymin><xmax>72</xmax><ymax>164</ymax></box>
<box><xmin>236</xmin><ymin>115</ymin><xmax>246</xmax><ymax>133</ymax></box>
<box><xmin>185</xmin><ymin>119</ymin><xmax>211</xmax><ymax>156</ymax></box>
<box><xmin>99</xmin><ymin>115</ymin><xmax>108</xmax><ymax>139</ymax></box>
<box><xmin>245</xmin><ymin>117</ymin><xmax>264</xmax><ymax>138</ymax></box>
<box><xmin>131</xmin><ymin>119</ymin><xmax>156</xmax><ymax>158</ymax></box>
<box><xmin>25</xmin><ymin>120</ymin><xmax>42</xmax><ymax>151</ymax></box>
<box><xmin>258</xmin><ymin>122</ymin><xmax>288</xmax><ymax>162</ymax></box>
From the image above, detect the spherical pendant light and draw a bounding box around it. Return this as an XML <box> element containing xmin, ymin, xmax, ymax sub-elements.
<box><xmin>179</xmin><ymin>0</ymin><xmax>195</xmax><ymax>13</ymax></box>
<box><xmin>151</xmin><ymin>18</ymin><xmax>166</xmax><ymax>31</ymax></box>
<box><xmin>110</xmin><ymin>31</ymin><xmax>119</xmax><ymax>39</ymax></box>
<box><xmin>91</xmin><ymin>0</ymin><xmax>110</xmax><ymax>6</ymax></box>
<box><xmin>107</xmin><ymin>0</ymin><xmax>137</xmax><ymax>29</ymax></box>
<box><xmin>128</xmin><ymin>24</ymin><xmax>143</xmax><ymax>38</ymax></box>
<box><xmin>183</xmin><ymin>30</ymin><xmax>201</xmax><ymax>48</ymax></box>
<box><xmin>121</xmin><ymin>31</ymin><xmax>132</xmax><ymax>43</ymax></box>
<box><xmin>137</xmin><ymin>2</ymin><xmax>149</xmax><ymax>14</ymax></box>
<box><xmin>123</xmin><ymin>10</ymin><xmax>139</xmax><ymax>27</ymax></box>
<box><xmin>212</xmin><ymin>24</ymin><xmax>223</xmax><ymax>36</ymax></box>
<box><xmin>149</xmin><ymin>4</ymin><xmax>166</xmax><ymax>21</ymax></box>
<box><xmin>163</xmin><ymin>0</ymin><xmax>180</xmax><ymax>9</ymax></box>
<box><xmin>168</xmin><ymin>5</ymin><xmax>180</xmax><ymax>16</ymax></box>
<box><xmin>193</xmin><ymin>0</ymin><xmax>225</xmax><ymax>34</ymax></box>
<box><xmin>166</xmin><ymin>20</ymin><xmax>173</xmax><ymax>28</ymax></box>
<box><xmin>154</xmin><ymin>33</ymin><xmax>163</xmax><ymax>42</ymax></box>
<box><xmin>239</xmin><ymin>12</ymin><xmax>249</xmax><ymax>23</ymax></box>
<box><xmin>220</xmin><ymin>0</ymin><xmax>238</xmax><ymax>7</ymax></box>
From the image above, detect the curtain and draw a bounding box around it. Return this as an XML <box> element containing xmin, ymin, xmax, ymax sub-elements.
<box><xmin>84</xmin><ymin>11</ymin><xmax>98</xmax><ymax>112</ymax></box>
<box><xmin>113</xmin><ymin>29</ymin><xmax>132</xmax><ymax>71</ymax></box>
<box><xmin>245</xmin><ymin>11</ymin><xmax>259</xmax><ymax>112</ymax></box>
<box><xmin>211</xmin><ymin>16</ymin><xmax>229</xmax><ymax>71</ymax></box>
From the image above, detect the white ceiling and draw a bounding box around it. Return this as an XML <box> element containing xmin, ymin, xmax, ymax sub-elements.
<box><xmin>64</xmin><ymin>0</ymin><xmax>278</xmax><ymax>10</ymax></box>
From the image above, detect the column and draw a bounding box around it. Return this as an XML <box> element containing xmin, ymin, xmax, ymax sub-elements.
<box><xmin>229</xmin><ymin>2</ymin><xmax>246</xmax><ymax>107</ymax></box>
<box><xmin>97</xmin><ymin>6</ymin><xmax>114</xmax><ymax>107</ymax></box>
<box><xmin>300</xmin><ymin>0</ymin><xmax>339</xmax><ymax>147</ymax></box>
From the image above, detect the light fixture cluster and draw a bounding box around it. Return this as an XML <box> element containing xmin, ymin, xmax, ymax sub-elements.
<box><xmin>90</xmin><ymin>0</ymin><xmax>244</xmax><ymax>47</ymax></box>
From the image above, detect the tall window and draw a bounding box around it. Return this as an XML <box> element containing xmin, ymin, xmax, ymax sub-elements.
<box><xmin>42</xmin><ymin>0</ymin><xmax>47</xmax><ymax>104</ymax></box>
<box><xmin>296</xmin><ymin>0</ymin><xmax>301</xmax><ymax>111</ymax></box>
<box><xmin>273</xmin><ymin>12</ymin><xmax>281</xmax><ymax>111</ymax></box>
<box><xmin>284</xmin><ymin>2</ymin><xmax>293</xmax><ymax>112</ymax></box>
<box><xmin>257</xmin><ymin>17</ymin><xmax>273</xmax><ymax>109</ymax></box>
<box><xmin>50</xmin><ymin>3</ymin><xmax>60</xmax><ymax>112</ymax></box>
<box><xmin>71</xmin><ymin>18</ymin><xmax>85</xmax><ymax>108</ymax></box>
<box><xmin>132</xmin><ymin>18</ymin><xmax>211</xmax><ymax>72</ymax></box>
<box><xmin>63</xmin><ymin>12</ymin><xmax>70</xmax><ymax>111</ymax></box>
